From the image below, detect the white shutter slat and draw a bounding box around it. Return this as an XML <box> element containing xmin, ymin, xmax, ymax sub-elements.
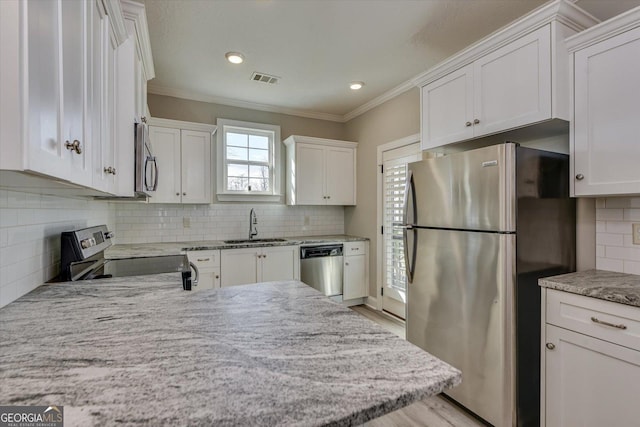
<box><xmin>383</xmin><ymin>163</ymin><xmax>408</xmax><ymax>293</ymax></box>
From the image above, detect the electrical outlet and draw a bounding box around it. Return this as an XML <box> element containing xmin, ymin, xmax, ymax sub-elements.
<box><xmin>633</xmin><ymin>223</ymin><xmax>640</xmax><ymax>245</ymax></box>
<box><xmin>183</xmin><ymin>217</ymin><xmax>191</xmax><ymax>228</ymax></box>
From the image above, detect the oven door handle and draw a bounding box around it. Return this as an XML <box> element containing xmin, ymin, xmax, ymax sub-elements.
<box><xmin>189</xmin><ymin>262</ymin><xmax>199</xmax><ymax>287</ymax></box>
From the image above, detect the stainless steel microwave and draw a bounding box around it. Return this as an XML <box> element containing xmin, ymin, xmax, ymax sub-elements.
<box><xmin>134</xmin><ymin>119</ymin><xmax>158</xmax><ymax>196</ymax></box>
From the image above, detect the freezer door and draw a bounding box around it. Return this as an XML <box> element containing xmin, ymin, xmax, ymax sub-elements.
<box><xmin>407</xmin><ymin>143</ymin><xmax>515</xmax><ymax>231</ymax></box>
<box><xmin>406</xmin><ymin>228</ymin><xmax>515</xmax><ymax>427</ymax></box>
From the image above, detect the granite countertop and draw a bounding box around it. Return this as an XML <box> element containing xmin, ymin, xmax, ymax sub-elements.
<box><xmin>0</xmin><ymin>276</ymin><xmax>460</xmax><ymax>426</ymax></box>
<box><xmin>105</xmin><ymin>235</ymin><xmax>368</xmax><ymax>259</ymax></box>
<box><xmin>539</xmin><ymin>269</ymin><xmax>640</xmax><ymax>308</ymax></box>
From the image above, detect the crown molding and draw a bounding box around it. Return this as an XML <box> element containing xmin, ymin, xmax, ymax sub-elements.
<box><xmin>102</xmin><ymin>0</ymin><xmax>128</xmax><ymax>45</ymax></box>
<box><xmin>147</xmin><ymin>84</ymin><xmax>345</xmax><ymax>123</ymax></box>
<box><xmin>283</xmin><ymin>135</ymin><xmax>358</xmax><ymax>149</ymax></box>
<box><xmin>411</xmin><ymin>0</ymin><xmax>599</xmax><ymax>88</ymax></box>
<box><xmin>565</xmin><ymin>5</ymin><xmax>640</xmax><ymax>52</ymax></box>
<box><xmin>147</xmin><ymin>117</ymin><xmax>217</xmax><ymax>134</ymax></box>
<box><xmin>343</xmin><ymin>80</ymin><xmax>415</xmax><ymax>122</ymax></box>
<box><xmin>121</xmin><ymin>0</ymin><xmax>155</xmax><ymax>80</ymax></box>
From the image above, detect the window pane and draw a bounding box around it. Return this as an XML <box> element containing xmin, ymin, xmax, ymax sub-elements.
<box><xmin>228</xmin><ymin>177</ymin><xmax>248</xmax><ymax>191</ymax></box>
<box><xmin>228</xmin><ymin>163</ymin><xmax>248</xmax><ymax>178</ymax></box>
<box><xmin>227</xmin><ymin>146</ymin><xmax>247</xmax><ymax>161</ymax></box>
<box><xmin>249</xmin><ymin>148</ymin><xmax>269</xmax><ymax>162</ymax></box>
<box><xmin>249</xmin><ymin>135</ymin><xmax>269</xmax><ymax>149</ymax></box>
<box><xmin>227</xmin><ymin>132</ymin><xmax>248</xmax><ymax>147</ymax></box>
<box><xmin>249</xmin><ymin>178</ymin><xmax>269</xmax><ymax>192</ymax></box>
<box><xmin>249</xmin><ymin>165</ymin><xmax>269</xmax><ymax>179</ymax></box>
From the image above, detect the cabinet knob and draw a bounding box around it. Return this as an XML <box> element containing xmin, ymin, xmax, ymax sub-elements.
<box><xmin>215</xmin><ymin>275</ymin><xmax>219</xmax><ymax>279</ymax></box>
<box><xmin>546</xmin><ymin>343</ymin><xmax>555</xmax><ymax>350</ymax></box>
<box><xmin>465</xmin><ymin>121</ymin><xmax>472</xmax><ymax>127</ymax></box>
<box><xmin>473</xmin><ymin>119</ymin><xmax>480</xmax><ymax>124</ymax></box>
<box><xmin>345</xmin><ymin>262</ymin><xmax>349</xmax><ymax>266</ymax></box>
<box><xmin>183</xmin><ymin>192</ymin><xmax>187</xmax><ymax>196</ymax></box>
<box><xmin>65</xmin><ymin>139</ymin><xmax>82</xmax><ymax>154</ymax></box>
<box><xmin>111</xmin><ymin>167</ymin><xmax>116</xmax><ymax>175</ymax></box>
<box><xmin>327</xmin><ymin>196</ymin><xmax>331</xmax><ymax>199</ymax></box>
<box><xmin>176</xmin><ymin>192</ymin><xmax>180</xmax><ymax>196</ymax></box>
<box><xmin>575</xmin><ymin>174</ymin><xmax>585</xmax><ymax>181</ymax></box>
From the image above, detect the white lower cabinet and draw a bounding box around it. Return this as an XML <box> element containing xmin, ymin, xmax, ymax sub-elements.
<box><xmin>343</xmin><ymin>241</ymin><xmax>368</xmax><ymax>300</ymax></box>
<box><xmin>186</xmin><ymin>250</ymin><xmax>220</xmax><ymax>291</ymax></box>
<box><xmin>220</xmin><ymin>245</ymin><xmax>299</xmax><ymax>287</ymax></box>
<box><xmin>542</xmin><ymin>289</ymin><xmax>640</xmax><ymax>426</ymax></box>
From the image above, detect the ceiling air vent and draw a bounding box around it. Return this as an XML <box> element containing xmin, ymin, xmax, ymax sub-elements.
<box><xmin>251</xmin><ymin>72</ymin><xmax>280</xmax><ymax>85</ymax></box>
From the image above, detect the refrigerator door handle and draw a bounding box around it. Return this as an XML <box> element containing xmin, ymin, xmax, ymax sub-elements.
<box><xmin>403</xmin><ymin>170</ymin><xmax>417</xmax><ymax>284</ymax></box>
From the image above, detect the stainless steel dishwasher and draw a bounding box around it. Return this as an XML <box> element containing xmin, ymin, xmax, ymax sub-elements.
<box><xmin>300</xmin><ymin>244</ymin><xmax>343</xmax><ymax>297</ymax></box>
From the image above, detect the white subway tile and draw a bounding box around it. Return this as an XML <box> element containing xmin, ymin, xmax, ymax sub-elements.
<box><xmin>596</xmin><ymin>208</ymin><xmax>623</xmax><ymax>221</ymax></box>
<box><xmin>605</xmin><ymin>221</ymin><xmax>631</xmax><ymax>234</ymax></box>
<box><xmin>596</xmin><ymin>232</ymin><xmax>624</xmax><ymax>246</ymax></box>
<box><xmin>624</xmin><ymin>209</ymin><xmax>640</xmax><ymax>221</ymax></box>
<box><xmin>596</xmin><ymin>257</ymin><xmax>624</xmax><ymax>272</ymax></box>
<box><xmin>604</xmin><ymin>198</ymin><xmax>631</xmax><ymax>209</ymax></box>
<box><xmin>623</xmin><ymin>260</ymin><xmax>640</xmax><ymax>275</ymax></box>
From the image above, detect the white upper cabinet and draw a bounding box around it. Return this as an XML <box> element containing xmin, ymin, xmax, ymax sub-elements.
<box><xmin>415</xmin><ymin>0</ymin><xmax>597</xmax><ymax>151</ymax></box>
<box><xmin>284</xmin><ymin>135</ymin><xmax>358</xmax><ymax>206</ymax></box>
<box><xmin>148</xmin><ymin>118</ymin><xmax>216</xmax><ymax>204</ymax></box>
<box><xmin>0</xmin><ymin>0</ymin><xmax>141</xmax><ymax>196</ymax></box>
<box><xmin>24</xmin><ymin>0</ymin><xmax>92</xmax><ymax>185</ymax></box>
<box><xmin>568</xmin><ymin>8</ymin><xmax>640</xmax><ymax>196</ymax></box>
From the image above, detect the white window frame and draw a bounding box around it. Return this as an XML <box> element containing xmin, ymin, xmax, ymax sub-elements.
<box><xmin>216</xmin><ymin>118</ymin><xmax>282</xmax><ymax>202</ymax></box>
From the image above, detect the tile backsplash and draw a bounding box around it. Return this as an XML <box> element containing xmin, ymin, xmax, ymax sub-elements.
<box><xmin>0</xmin><ymin>190</ymin><xmax>116</xmax><ymax>308</ymax></box>
<box><xmin>114</xmin><ymin>203</ymin><xmax>345</xmax><ymax>244</ymax></box>
<box><xmin>596</xmin><ymin>197</ymin><xmax>640</xmax><ymax>274</ymax></box>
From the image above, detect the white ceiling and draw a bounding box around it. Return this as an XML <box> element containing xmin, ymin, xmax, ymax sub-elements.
<box><xmin>143</xmin><ymin>0</ymin><xmax>640</xmax><ymax>122</ymax></box>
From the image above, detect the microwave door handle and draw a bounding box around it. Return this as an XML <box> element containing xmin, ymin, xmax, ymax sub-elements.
<box><xmin>151</xmin><ymin>157</ymin><xmax>159</xmax><ymax>191</ymax></box>
<box><xmin>403</xmin><ymin>169</ymin><xmax>417</xmax><ymax>284</ymax></box>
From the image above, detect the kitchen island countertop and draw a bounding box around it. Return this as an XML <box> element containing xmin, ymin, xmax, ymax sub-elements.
<box><xmin>105</xmin><ymin>235</ymin><xmax>369</xmax><ymax>259</ymax></box>
<box><xmin>0</xmin><ymin>275</ymin><xmax>459</xmax><ymax>426</ymax></box>
<box><xmin>539</xmin><ymin>269</ymin><xmax>640</xmax><ymax>308</ymax></box>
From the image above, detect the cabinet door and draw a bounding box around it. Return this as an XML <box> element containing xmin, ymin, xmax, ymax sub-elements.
<box><xmin>295</xmin><ymin>144</ymin><xmax>326</xmax><ymax>205</ymax></box>
<box><xmin>194</xmin><ymin>270</ymin><xmax>220</xmax><ymax>291</ymax></box>
<box><xmin>473</xmin><ymin>25</ymin><xmax>551</xmax><ymax>137</ymax></box>
<box><xmin>260</xmin><ymin>246</ymin><xmax>299</xmax><ymax>282</ymax></box>
<box><xmin>26</xmin><ymin>0</ymin><xmax>68</xmax><ymax>180</ymax></box>
<box><xmin>343</xmin><ymin>254</ymin><xmax>367</xmax><ymax>300</ymax></box>
<box><xmin>180</xmin><ymin>130</ymin><xmax>211</xmax><ymax>204</ymax></box>
<box><xmin>114</xmin><ymin>33</ymin><xmax>136</xmax><ymax>197</ymax></box>
<box><xmin>325</xmin><ymin>147</ymin><xmax>355</xmax><ymax>205</ymax></box>
<box><xmin>545</xmin><ymin>324</ymin><xmax>640</xmax><ymax>427</ymax></box>
<box><xmin>421</xmin><ymin>64</ymin><xmax>474</xmax><ymax>150</ymax></box>
<box><xmin>61</xmin><ymin>0</ymin><xmax>91</xmax><ymax>186</ymax></box>
<box><xmin>221</xmin><ymin>249</ymin><xmax>259</xmax><ymax>287</ymax></box>
<box><xmin>573</xmin><ymin>27</ymin><xmax>640</xmax><ymax>196</ymax></box>
<box><xmin>149</xmin><ymin>126</ymin><xmax>181</xmax><ymax>203</ymax></box>
<box><xmin>94</xmin><ymin>19</ymin><xmax>118</xmax><ymax>193</ymax></box>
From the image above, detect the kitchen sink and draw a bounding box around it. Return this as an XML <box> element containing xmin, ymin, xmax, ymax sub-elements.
<box><xmin>223</xmin><ymin>238</ymin><xmax>287</xmax><ymax>244</ymax></box>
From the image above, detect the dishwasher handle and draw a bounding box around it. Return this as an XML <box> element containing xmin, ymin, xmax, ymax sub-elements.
<box><xmin>300</xmin><ymin>244</ymin><xmax>343</xmax><ymax>259</ymax></box>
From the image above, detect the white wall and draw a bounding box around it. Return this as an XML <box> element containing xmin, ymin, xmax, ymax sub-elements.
<box><xmin>114</xmin><ymin>203</ymin><xmax>344</xmax><ymax>244</ymax></box>
<box><xmin>595</xmin><ymin>197</ymin><xmax>640</xmax><ymax>274</ymax></box>
<box><xmin>0</xmin><ymin>190</ymin><xmax>116</xmax><ymax>308</ymax></box>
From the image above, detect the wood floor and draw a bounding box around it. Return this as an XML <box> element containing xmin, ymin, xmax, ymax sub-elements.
<box><xmin>350</xmin><ymin>305</ymin><xmax>486</xmax><ymax>427</ymax></box>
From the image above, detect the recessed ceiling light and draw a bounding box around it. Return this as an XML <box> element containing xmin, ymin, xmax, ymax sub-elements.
<box><xmin>225</xmin><ymin>52</ymin><xmax>245</xmax><ymax>64</ymax></box>
<box><xmin>350</xmin><ymin>81</ymin><xmax>364</xmax><ymax>90</ymax></box>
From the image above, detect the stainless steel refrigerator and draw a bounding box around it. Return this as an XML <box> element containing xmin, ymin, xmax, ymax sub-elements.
<box><xmin>403</xmin><ymin>143</ymin><xmax>575</xmax><ymax>427</ymax></box>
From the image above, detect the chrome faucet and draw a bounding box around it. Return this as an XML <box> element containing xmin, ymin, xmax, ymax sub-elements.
<box><xmin>249</xmin><ymin>208</ymin><xmax>258</xmax><ymax>240</ymax></box>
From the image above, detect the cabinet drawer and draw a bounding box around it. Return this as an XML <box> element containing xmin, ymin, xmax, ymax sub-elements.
<box><xmin>546</xmin><ymin>289</ymin><xmax>640</xmax><ymax>350</ymax></box>
<box><xmin>344</xmin><ymin>241</ymin><xmax>366</xmax><ymax>255</ymax></box>
<box><xmin>186</xmin><ymin>250</ymin><xmax>220</xmax><ymax>269</ymax></box>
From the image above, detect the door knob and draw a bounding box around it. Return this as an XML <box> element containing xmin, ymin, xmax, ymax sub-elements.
<box><xmin>473</xmin><ymin>119</ymin><xmax>480</xmax><ymax>124</ymax></box>
<box><xmin>575</xmin><ymin>174</ymin><xmax>585</xmax><ymax>180</ymax></box>
<box><xmin>465</xmin><ymin>121</ymin><xmax>472</xmax><ymax>127</ymax></box>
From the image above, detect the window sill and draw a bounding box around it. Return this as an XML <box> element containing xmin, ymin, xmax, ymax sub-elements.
<box><xmin>216</xmin><ymin>194</ymin><xmax>283</xmax><ymax>203</ymax></box>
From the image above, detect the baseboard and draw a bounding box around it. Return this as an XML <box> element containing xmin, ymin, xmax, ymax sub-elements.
<box><xmin>365</xmin><ymin>296</ymin><xmax>377</xmax><ymax>310</ymax></box>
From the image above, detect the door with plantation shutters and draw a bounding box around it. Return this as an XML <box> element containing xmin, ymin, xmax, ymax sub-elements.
<box><xmin>380</xmin><ymin>143</ymin><xmax>421</xmax><ymax>319</ymax></box>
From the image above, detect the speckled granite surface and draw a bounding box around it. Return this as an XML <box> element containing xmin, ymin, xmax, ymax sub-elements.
<box><xmin>105</xmin><ymin>235</ymin><xmax>368</xmax><ymax>259</ymax></box>
<box><xmin>539</xmin><ymin>269</ymin><xmax>640</xmax><ymax>308</ymax></box>
<box><xmin>0</xmin><ymin>276</ymin><xmax>459</xmax><ymax>426</ymax></box>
